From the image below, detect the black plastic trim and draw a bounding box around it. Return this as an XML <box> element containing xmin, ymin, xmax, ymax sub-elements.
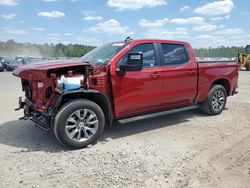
<box><xmin>51</xmin><ymin>89</ymin><xmax>113</xmax><ymax>127</ymax></box>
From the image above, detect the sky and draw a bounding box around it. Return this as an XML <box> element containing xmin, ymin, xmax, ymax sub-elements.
<box><xmin>0</xmin><ymin>0</ymin><xmax>249</xmax><ymax>47</ymax></box>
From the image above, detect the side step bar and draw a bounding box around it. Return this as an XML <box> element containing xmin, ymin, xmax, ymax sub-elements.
<box><xmin>118</xmin><ymin>105</ymin><xmax>199</xmax><ymax>124</ymax></box>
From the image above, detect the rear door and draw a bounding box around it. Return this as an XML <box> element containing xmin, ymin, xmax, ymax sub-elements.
<box><xmin>158</xmin><ymin>43</ymin><xmax>198</xmax><ymax>107</ymax></box>
<box><xmin>111</xmin><ymin>43</ymin><xmax>163</xmax><ymax>118</ymax></box>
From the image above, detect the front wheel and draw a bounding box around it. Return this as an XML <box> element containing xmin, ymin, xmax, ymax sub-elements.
<box><xmin>53</xmin><ymin>99</ymin><xmax>105</xmax><ymax>149</ymax></box>
<box><xmin>200</xmin><ymin>85</ymin><xmax>227</xmax><ymax>115</ymax></box>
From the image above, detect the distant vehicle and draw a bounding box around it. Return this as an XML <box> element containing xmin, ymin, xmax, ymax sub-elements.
<box><xmin>13</xmin><ymin>38</ymin><xmax>239</xmax><ymax>149</ymax></box>
<box><xmin>0</xmin><ymin>58</ymin><xmax>4</xmax><ymax>71</ymax></box>
<box><xmin>5</xmin><ymin>59</ymin><xmax>24</xmax><ymax>71</ymax></box>
<box><xmin>1</xmin><ymin>57</ymin><xmax>56</xmax><ymax>71</ymax></box>
<box><xmin>215</xmin><ymin>57</ymin><xmax>231</xmax><ymax>61</ymax></box>
<box><xmin>197</xmin><ymin>57</ymin><xmax>232</xmax><ymax>61</ymax></box>
<box><xmin>15</xmin><ymin>56</ymin><xmax>44</xmax><ymax>64</ymax></box>
<box><xmin>0</xmin><ymin>62</ymin><xmax>4</xmax><ymax>72</ymax></box>
<box><xmin>1</xmin><ymin>59</ymin><xmax>9</xmax><ymax>70</ymax></box>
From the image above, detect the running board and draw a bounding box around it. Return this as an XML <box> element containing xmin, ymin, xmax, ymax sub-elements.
<box><xmin>118</xmin><ymin>105</ymin><xmax>199</xmax><ymax>124</ymax></box>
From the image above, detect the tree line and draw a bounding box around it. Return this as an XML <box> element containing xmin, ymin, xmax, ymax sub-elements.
<box><xmin>0</xmin><ymin>39</ymin><xmax>94</xmax><ymax>58</ymax></box>
<box><xmin>194</xmin><ymin>46</ymin><xmax>245</xmax><ymax>58</ymax></box>
<box><xmin>0</xmin><ymin>39</ymin><xmax>246</xmax><ymax>58</ymax></box>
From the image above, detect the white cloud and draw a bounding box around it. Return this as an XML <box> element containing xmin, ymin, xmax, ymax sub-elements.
<box><xmin>0</xmin><ymin>0</ymin><xmax>18</xmax><ymax>6</ymax></box>
<box><xmin>211</xmin><ymin>17</ymin><xmax>223</xmax><ymax>21</ymax></box>
<box><xmin>65</xmin><ymin>33</ymin><xmax>73</xmax><ymax>36</ymax></box>
<box><xmin>214</xmin><ymin>28</ymin><xmax>245</xmax><ymax>35</ymax></box>
<box><xmin>45</xmin><ymin>33</ymin><xmax>61</xmax><ymax>43</ymax></box>
<box><xmin>84</xmin><ymin>16</ymin><xmax>103</xmax><ymax>21</ymax></box>
<box><xmin>180</xmin><ymin>5</ymin><xmax>190</xmax><ymax>12</ymax></box>
<box><xmin>5</xmin><ymin>29</ymin><xmax>28</xmax><ymax>34</ymax></box>
<box><xmin>32</xmin><ymin>27</ymin><xmax>45</xmax><ymax>31</ymax></box>
<box><xmin>87</xmin><ymin>19</ymin><xmax>133</xmax><ymax>35</ymax></box>
<box><xmin>192</xmin><ymin>34</ymin><xmax>225</xmax><ymax>47</ymax></box>
<box><xmin>138</xmin><ymin>18</ymin><xmax>168</xmax><ymax>27</ymax></box>
<box><xmin>193</xmin><ymin>24</ymin><xmax>218</xmax><ymax>32</ymax></box>
<box><xmin>194</xmin><ymin>35</ymin><xmax>218</xmax><ymax>40</ymax></box>
<box><xmin>145</xmin><ymin>28</ymin><xmax>189</xmax><ymax>40</ymax></box>
<box><xmin>176</xmin><ymin>27</ymin><xmax>188</xmax><ymax>32</ymax></box>
<box><xmin>192</xmin><ymin>34</ymin><xmax>246</xmax><ymax>48</ymax></box>
<box><xmin>218</xmin><ymin>25</ymin><xmax>225</xmax><ymax>29</ymax></box>
<box><xmin>73</xmin><ymin>37</ymin><xmax>101</xmax><ymax>46</ymax></box>
<box><xmin>192</xmin><ymin>27</ymin><xmax>249</xmax><ymax>47</ymax></box>
<box><xmin>1</xmin><ymin>13</ymin><xmax>16</xmax><ymax>20</ymax></box>
<box><xmin>45</xmin><ymin>37</ymin><xmax>61</xmax><ymax>43</ymax></box>
<box><xmin>37</xmin><ymin>11</ymin><xmax>65</xmax><ymax>18</ymax></box>
<box><xmin>194</xmin><ymin>0</ymin><xmax>234</xmax><ymax>15</ymax></box>
<box><xmin>170</xmin><ymin>17</ymin><xmax>205</xmax><ymax>25</ymax></box>
<box><xmin>107</xmin><ymin>0</ymin><xmax>167</xmax><ymax>10</ymax></box>
<box><xmin>210</xmin><ymin>15</ymin><xmax>230</xmax><ymax>21</ymax></box>
<box><xmin>48</xmin><ymin>33</ymin><xmax>60</xmax><ymax>37</ymax></box>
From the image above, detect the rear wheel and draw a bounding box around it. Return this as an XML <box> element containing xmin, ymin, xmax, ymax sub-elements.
<box><xmin>53</xmin><ymin>99</ymin><xmax>105</xmax><ymax>149</ymax></box>
<box><xmin>200</xmin><ymin>85</ymin><xmax>227</xmax><ymax>115</ymax></box>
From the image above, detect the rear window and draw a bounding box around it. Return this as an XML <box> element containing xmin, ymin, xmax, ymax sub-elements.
<box><xmin>161</xmin><ymin>43</ymin><xmax>189</xmax><ymax>65</ymax></box>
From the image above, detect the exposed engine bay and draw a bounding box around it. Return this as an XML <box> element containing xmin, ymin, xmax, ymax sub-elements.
<box><xmin>14</xmin><ymin>63</ymin><xmax>99</xmax><ymax>130</ymax></box>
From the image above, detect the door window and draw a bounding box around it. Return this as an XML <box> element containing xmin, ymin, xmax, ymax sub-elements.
<box><xmin>117</xmin><ymin>43</ymin><xmax>157</xmax><ymax>68</ymax></box>
<box><xmin>161</xmin><ymin>44</ymin><xmax>189</xmax><ymax>65</ymax></box>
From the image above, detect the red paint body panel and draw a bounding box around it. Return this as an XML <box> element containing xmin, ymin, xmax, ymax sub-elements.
<box><xmin>13</xmin><ymin>60</ymin><xmax>91</xmax><ymax>80</ymax></box>
<box><xmin>111</xmin><ymin>67</ymin><xmax>164</xmax><ymax>118</ymax></box>
<box><xmin>195</xmin><ymin>62</ymin><xmax>239</xmax><ymax>102</ymax></box>
<box><xmin>13</xmin><ymin>39</ymin><xmax>239</xmax><ymax>120</ymax></box>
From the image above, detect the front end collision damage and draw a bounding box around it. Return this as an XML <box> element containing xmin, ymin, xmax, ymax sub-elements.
<box><xmin>14</xmin><ymin>62</ymin><xmax>113</xmax><ymax>130</ymax></box>
<box><xmin>15</xmin><ymin>96</ymin><xmax>52</xmax><ymax>130</ymax></box>
<box><xmin>15</xmin><ymin>89</ymin><xmax>113</xmax><ymax>131</ymax></box>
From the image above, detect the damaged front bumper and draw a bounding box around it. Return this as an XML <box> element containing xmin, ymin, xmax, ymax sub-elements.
<box><xmin>15</xmin><ymin>97</ymin><xmax>51</xmax><ymax>131</ymax></box>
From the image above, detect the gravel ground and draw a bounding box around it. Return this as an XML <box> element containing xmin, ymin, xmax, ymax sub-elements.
<box><xmin>0</xmin><ymin>71</ymin><xmax>249</xmax><ymax>188</ymax></box>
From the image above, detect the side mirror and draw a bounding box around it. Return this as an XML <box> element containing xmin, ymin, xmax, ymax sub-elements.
<box><xmin>119</xmin><ymin>52</ymin><xmax>143</xmax><ymax>73</ymax></box>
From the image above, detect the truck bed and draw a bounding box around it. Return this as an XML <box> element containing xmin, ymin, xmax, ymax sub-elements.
<box><xmin>195</xmin><ymin>60</ymin><xmax>239</xmax><ymax>103</ymax></box>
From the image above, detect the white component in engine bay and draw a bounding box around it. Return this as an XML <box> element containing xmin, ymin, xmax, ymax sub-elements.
<box><xmin>58</xmin><ymin>75</ymin><xmax>84</xmax><ymax>92</ymax></box>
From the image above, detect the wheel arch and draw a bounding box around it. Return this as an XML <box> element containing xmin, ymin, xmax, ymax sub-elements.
<box><xmin>52</xmin><ymin>89</ymin><xmax>113</xmax><ymax>126</ymax></box>
<box><xmin>211</xmin><ymin>78</ymin><xmax>230</xmax><ymax>96</ymax></box>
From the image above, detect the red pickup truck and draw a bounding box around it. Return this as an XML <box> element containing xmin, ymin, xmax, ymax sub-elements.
<box><xmin>13</xmin><ymin>39</ymin><xmax>239</xmax><ymax>149</ymax></box>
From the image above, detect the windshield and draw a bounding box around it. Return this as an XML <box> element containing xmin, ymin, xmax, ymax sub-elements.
<box><xmin>80</xmin><ymin>42</ymin><xmax>125</xmax><ymax>66</ymax></box>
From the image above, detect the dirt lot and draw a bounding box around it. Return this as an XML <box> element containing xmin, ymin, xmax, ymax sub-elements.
<box><xmin>0</xmin><ymin>71</ymin><xmax>249</xmax><ymax>188</ymax></box>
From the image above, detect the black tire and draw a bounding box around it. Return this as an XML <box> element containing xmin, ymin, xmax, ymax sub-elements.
<box><xmin>246</xmin><ymin>61</ymin><xmax>250</xmax><ymax>71</ymax></box>
<box><xmin>200</xmin><ymin>85</ymin><xmax>227</xmax><ymax>115</ymax></box>
<box><xmin>53</xmin><ymin>99</ymin><xmax>105</xmax><ymax>149</ymax></box>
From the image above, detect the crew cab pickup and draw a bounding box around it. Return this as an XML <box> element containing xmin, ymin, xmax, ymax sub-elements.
<box><xmin>13</xmin><ymin>39</ymin><xmax>239</xmax><ymax>149</ymax></box>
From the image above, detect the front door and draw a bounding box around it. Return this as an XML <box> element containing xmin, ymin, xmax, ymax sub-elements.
<box><xmin>111</xmin><ymin>43</ymin><xmax>163</xmax><ymax>118</ymax></box>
